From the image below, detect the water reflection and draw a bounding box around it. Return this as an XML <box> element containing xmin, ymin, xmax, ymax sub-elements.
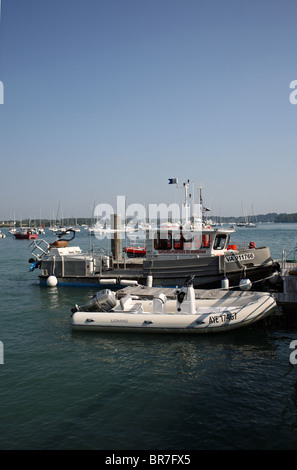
<box><xmin>70</xmin><ymin>325</ymin><xmax>279</xmax><ymax>381</ymax></box>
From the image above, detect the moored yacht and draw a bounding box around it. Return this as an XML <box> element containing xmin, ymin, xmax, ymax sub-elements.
<box><xmin>14</xmin><ymin>227</ymin><xmax>38</xmax><ymax>240</ymax></box>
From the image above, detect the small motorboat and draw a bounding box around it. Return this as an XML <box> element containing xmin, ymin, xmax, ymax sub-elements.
<box><xmin>28</xmin><ymin>229</ymin><xmax>112</xmax><ymax>279</ymax></box>
<box><xmin>124</xmin><ymin>246</ymin><xmax>146</xmax><ymax>257</ymax></box>
<box><xmin>71</xmin><ymin>275</ymin><xmax>276</xmax><ymax>334</ymax></box>
<box><xmin>14</xmin><ymin>228</ymin><xmax>38</xmax><ymax>240</ymax></box>
<box><xmin>0</xmin><ymin>231</ymin><xmax>6</xmax><ymax>238</ymax></box>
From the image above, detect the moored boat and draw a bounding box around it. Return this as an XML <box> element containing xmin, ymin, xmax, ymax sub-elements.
<box><xmin>14</xmin><ymin>228</ymin><xmax>38</xmax><ymax>240</ymax></box>
<box><xmin>28</xmin><ymin>181</ymin><xmax>281</xmax><ymax>290</ymax></box>
<box><xmin>142</xmin><ymin>223</ymin><xmax>280</xmax><ymax>289</ymax></box>
<box><xmin>124</xmin><ymin>246</ymin><xmax>146</xmax><ymax>257</ymax></box>
<box><xmin>31</xmin><ymin>222</ymin><xmax>280</xmax><ymax>289</ymax></box>
<box><xmin>71</xmin><ymin>276</ymin><xmax>277</xmax><ymax>333</ymax></box>
<box><xmin>28</xmin><ymin>229</ymin><xmax>113</xmax><ymax>281</ymax></box>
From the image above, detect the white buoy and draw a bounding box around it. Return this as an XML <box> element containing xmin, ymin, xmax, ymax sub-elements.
<box><xmin>239</xmin><ymin>278</ymin><xmax>252</xmax><ymax>291</ymax></box>
<box><xmin>146</xmin><ymin>275</ymin><xmax>153</xmax><ymax>288</ymax></box>
<box><xmin>221</xmin><ymin>276</ymin><xmax>229</xmax><ymax>289</ymax></box>
<box><xmin>120</xmin><ymin>279</ymin><xmax>138</xmax><ymax>286</ymax></box>
<box><xmin>47</xmin><ymin>275</ymin><xmax>58</xmax><ymax>287</ymax></box>
<box><xmin>99</xmin><ymin>279</ymin><xmax>117</xmax><ymax>285</ymax></box>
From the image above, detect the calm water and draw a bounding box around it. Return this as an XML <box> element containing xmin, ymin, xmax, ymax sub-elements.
<box><xmin>0</xmin><ymin>224</ymin><xmax>297</xmax><ymax>450</ymax></box>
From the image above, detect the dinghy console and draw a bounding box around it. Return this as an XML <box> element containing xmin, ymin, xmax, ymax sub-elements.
<box><xmin>175</xmin><ymin>275</ymin><xmax>196</xmax><ymax>314</ymax></box>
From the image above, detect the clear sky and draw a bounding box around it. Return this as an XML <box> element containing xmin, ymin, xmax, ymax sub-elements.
<box><xmin>0</xmin><ymin>0</ymin><xmax>296</xmax><ymax>221</ymax></box>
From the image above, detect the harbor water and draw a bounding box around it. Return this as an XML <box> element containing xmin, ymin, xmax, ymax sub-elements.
<box><xmin>0</xmin><ymin>224</ymin><xmax>297</xmax><ymax>450</ymax></box>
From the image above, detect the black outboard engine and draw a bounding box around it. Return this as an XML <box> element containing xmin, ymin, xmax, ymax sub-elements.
<box><xmin>71</xmin><ymin>289</ymin><xmax>117</xmax><ymax>314</ymax></box>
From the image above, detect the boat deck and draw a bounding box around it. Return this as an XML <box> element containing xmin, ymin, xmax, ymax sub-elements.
<box><xmin>116</xmin><ymin>285</ymin><xmax>264</xmax><ymax>301</ymax></box>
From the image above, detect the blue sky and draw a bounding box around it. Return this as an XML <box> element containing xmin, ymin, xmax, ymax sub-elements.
<box><xmin>0</xmin><ymin>0</ymin><xmax>297</xmax><ymax>220</ymax></box>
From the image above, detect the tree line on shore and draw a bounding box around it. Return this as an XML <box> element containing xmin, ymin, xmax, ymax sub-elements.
<box><xmin>273</xmin><ymin>213</ymin><xmax>297</xmax><ymax>223</ymax></box>
<box><xmin>222</xmin><ymin>213</ymin><xmax>297</xmax><ymax>223</ymax></box>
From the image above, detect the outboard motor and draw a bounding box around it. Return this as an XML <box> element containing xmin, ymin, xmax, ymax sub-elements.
<box><xmin>28</xmin><ymin>258</ymin><xmax>41</xmax><ymax>271</ymax></box>
<box><xmin>71</xmin><ymin>289</ymin><xmax>117</xmax><ymax>314</ymax></box>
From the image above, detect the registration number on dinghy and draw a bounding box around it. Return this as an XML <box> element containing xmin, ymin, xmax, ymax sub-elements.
<box><xmin>208</xmin><ymin>311</ymin><xmax>238</xmax><ymax>324</ymax></box>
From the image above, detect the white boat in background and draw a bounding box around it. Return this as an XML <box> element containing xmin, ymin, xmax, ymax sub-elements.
<box><xmin>71</xmin><ymin>275</ymin><xmax>276</xmax><ymax>334</ymax></box>
<box><xmin>0</xmin><ymin>231</ymin><xmax>6</xmax><ymax>238</ymax></box>
<box><xmin>237</xmin><ymin>204</ymin><xmax>258</xmax><ymax>228</ymax></box>
<box><xmin>48</xmin><ymin>225</ymin><xmax>61</xmax><ymax>232</ymax></box>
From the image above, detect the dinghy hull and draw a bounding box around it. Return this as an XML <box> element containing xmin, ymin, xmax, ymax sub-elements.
<box><xmin>71</xmin><ymin>292</ymin><xmax>276</xmax><ymax>334</ymax></box>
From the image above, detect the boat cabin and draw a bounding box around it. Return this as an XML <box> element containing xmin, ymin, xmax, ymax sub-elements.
<box><xmin>145</xmin><ymin>225</ymin><xmax>236</xmax><ymax>260</ymax></box>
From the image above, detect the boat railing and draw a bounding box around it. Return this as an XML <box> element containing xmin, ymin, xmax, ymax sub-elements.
<box><xmin>94</xmin><ymin>247</ymin><xmax>113</xmax><ymax>258</ymax></box>
<box><xmin>281</xmin><ymin>246</ymin><xmax>297</xmax><ymax>273</ymax></box>
<box><xmin>232</xmin><ymin>241</ymin><xmax>265</xmax><ymax>251</ymax></box>
<box><xmin>28</xmin><ymin>239</ymin><xmax>50</xmax><ymax>259</ymax></box>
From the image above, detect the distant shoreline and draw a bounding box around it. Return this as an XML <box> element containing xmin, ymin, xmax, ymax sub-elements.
<box><xmin>1</xmin><ymin>212</ymin><xmax>297</xmax><ymax>227</ymax></box>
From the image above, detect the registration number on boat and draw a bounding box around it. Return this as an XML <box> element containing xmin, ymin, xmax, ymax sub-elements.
<box><xmin>209</xmin><ymin>312</ymin><xmax>237</xmax><ymax>324</ymax></box>
<box><xmin>225</xmin><ymin>252</ymin><xmax>255</xmax><ymax>263</ymax></box>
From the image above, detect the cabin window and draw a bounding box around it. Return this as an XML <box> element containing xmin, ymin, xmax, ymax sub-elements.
<box><xmin>154</xmin><ymin>232</ymin><xmax>173</xmax><ymax>250</ymax></box>
<box><xmin>213</xmin><ymin>234</ymin><xmax>227</xmax><ymax>250</ymax></box>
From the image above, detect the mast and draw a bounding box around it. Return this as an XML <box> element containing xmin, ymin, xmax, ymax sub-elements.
<box><xmin>183</xmin><ymin>180</ymin><xmax>190</xmax><ymax>225</ymax></box>
<box><xmin>199</xmin><ymin>186</ymin><xmax>204</xmax><ymax>223</ymax></box>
